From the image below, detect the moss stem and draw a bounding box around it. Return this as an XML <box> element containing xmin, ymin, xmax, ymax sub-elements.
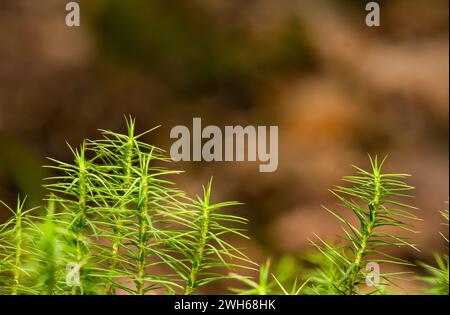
<box><xmin>71</xmin><ymin>146</ymin><xmax>87</xmax><ymax>295</ymax></box>
<box><xmin>12</xmin><ymin>202</ymin><xmax>23</xmax><ymax>295</ymax></box>
<box><xmin>105</xmin><ymin>137</ymin><xmax>134</xmax><ymax>294</ymax></box>
<box><xmin>184</xmin><ymin>200</ymin><xmax>211</xmax><ymax>295</ymax></box>
<box><xmin>344</xmin><ymin>171</ymin><xmax>381</xmax><ymax>295</ymax></box>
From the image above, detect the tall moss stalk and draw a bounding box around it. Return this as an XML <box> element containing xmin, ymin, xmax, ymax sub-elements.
<box><xmin>184</xmin><ymin>190</ymin><xmax>211</xmax><ymax>295</ymax></box>
<box><xmin>11</xmin><ymin>199</ymin><xmax>25</xmax><ymax>295</ymax></box>
<box><xmin>308</xmin><ymin>155</ymin><xmax>420</xmax><ymax>295</ymax></box>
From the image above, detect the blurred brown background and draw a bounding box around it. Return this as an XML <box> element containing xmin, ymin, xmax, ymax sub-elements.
<box><xmin>0</xmin><ymin>0</ymin><xmax>448</xmax><ymax>293</ymax></box>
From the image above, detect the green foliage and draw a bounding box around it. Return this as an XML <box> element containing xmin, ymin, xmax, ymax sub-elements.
<box><xmin>300</xmin><ymin>248</ymin><xmax>346</xmax><ymax>295</ymax></box>
<box><xmin>230</xmin><ymin>259</ymin><xmax>275</xmax><ymax>295</ymax></box>
<box><xmin>0</xmin><ymin>197</ymin><xmax>38</xmax><ymax>294</ymax></box>
<box><xmin>418</xmin><ymin>210</ymin><xmax>449</xmax><ymax>295</ymax></box>
<box><xmin>0</xmin><ymin>126</ymin><xmax>447</xmax><ymax>295</ymax></box>
<box><xmin>0</xmin><ymin>118</ymin><xmax>251</xmax><ymax>295</ymax></box>
<box><xmin>175</xmin><ymin>180</ymin><xmax>254</xmax><ymax>294</ymax></box>
<box><xmin>230</xmin><ymin>157</ymin><xmax>428</xmax><ymax>296</ymax></box>
<box><xmin>306</xmin><ymin>156</ymin><xmax>421</xmax><ymax>295</ymax></box>
<box><xmin>24</xmin><ymin>199</ymin><xmax>75</xmax><ymax>294</ymax></box>
<box><xmin>233</xmin><ymin>157</ymin><xmax>446</xmax><ymax>296</ymax></box>
<box><xmin>230</xmin><ymin>257</ymin><xmax>308</xmax><ymax>295</ymax></box>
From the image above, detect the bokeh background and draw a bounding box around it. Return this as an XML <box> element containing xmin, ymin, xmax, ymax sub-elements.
<box><xmin>0</xmin><ymin>0</ymin><xmax>448</xmax><ymax>293</ymax></box>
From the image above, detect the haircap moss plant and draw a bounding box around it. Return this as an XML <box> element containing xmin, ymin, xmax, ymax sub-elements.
<box><xmin>172</xmin><ymin>180</ymin><xmax>255</xmax><ymax>295</ymax></box>
<box><xmin>307</xmin><ymin>155</ymin><xmax>421</xmax><ymax>295</ymax></box>
<box><xmin>0</xmin><ymin>118</ymin><xmax>253</xmax><ymax>295</ymax></box>
<box><xmin>230</xmin><ymin>156</ymin><xmax>429</xmax><ymax>295</ymax></box>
